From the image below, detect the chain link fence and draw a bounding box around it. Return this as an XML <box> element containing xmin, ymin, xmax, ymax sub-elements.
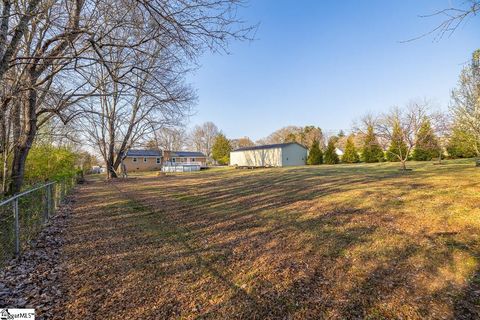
<box><xmin>0</xmin><ymin>177</ymin><xmax>76</xmax><ymax>268</ymax></box>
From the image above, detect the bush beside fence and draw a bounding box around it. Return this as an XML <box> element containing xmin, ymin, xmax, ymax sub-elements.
<box><xmin>0</xmin><ymin>177</ymin><xmax>76</xmax><ymax>268</ymax></box>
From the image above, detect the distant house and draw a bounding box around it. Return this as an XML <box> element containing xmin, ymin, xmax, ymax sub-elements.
<box><xmin>91</xmin><ymin>165</ymin><xmax>106</xmax><ymax>174</ymax></box>
<box><xmin>122</xmin><ymin>149</ymin><xmax>163</xmax><ymax>172</ymax></box>
<box><xmin>121</xmin><ymin>149</ymin><xmax>208</xmax><ymax>173</ymax></box>
<box><xmin>230</xmin><ymin>142</ymin><xmax>307</xmax><ymax>167</ymax></box>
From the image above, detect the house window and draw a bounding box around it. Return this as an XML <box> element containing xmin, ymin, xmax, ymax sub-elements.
<box><xmin>133</xmin><ymin>157</ymin><xmax>137</xmax><ymax>162</ymax></box>
<box><xmin>156</xmin><ymin>157</ymin><xmax>161</xmax><ymax>164</ymax></box>
<box><xmin>143</xmin><ymin>157</ymin><xmax>147</xmax><ymax>162</ymax></box>
<box><xmin>191</xmin><ymin>158</ymin><xmax>195</xmax><ymax>162</ymax></box>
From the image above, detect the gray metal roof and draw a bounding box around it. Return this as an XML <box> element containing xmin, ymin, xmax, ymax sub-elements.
<box><xmin>232</xmin><ymin>142</ymin><xmax>307</xmax><ymax>152</ymax></box>
<box><xmin>170</xmin><ymin>151</ymin><xmax>206</xmax><ymax>157</ymax></box>
<box><xmin>125</xmin><ymin>149</ymin><xmax>162</xmax><ymax>157</ymax></box>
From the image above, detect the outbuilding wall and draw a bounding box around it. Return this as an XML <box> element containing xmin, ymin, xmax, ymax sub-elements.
<box><xmin>230</xmin><ymin>147</ymin><xmax>282</xmax><ymax>167</ymax></box>
<box><xmin>281</xmin><ymin>143</ymin><xmax>308</xmax><ymax>166</ymax></box>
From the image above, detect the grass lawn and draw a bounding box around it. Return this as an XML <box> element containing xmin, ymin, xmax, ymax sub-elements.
<box><xmin>62</xmin><ymin>159</ymin><xmax>480</xmax><ymax>319</ymax></box>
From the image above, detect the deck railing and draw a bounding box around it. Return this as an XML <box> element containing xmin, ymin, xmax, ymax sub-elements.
<box><xmin>163</xmin><ymin>161</ymin><xmax>204</xmax><ymax>166</ymax></box>
<box><xmin>0</xmin><ymin>177</ymin><xmax>76</xmax><ymax>268</ymax></box>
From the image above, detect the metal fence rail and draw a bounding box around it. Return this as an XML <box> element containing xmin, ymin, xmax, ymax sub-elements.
<box><xmin>0</xmin><ymin>177</ymin><xmax>76</xmax><ymax>268</ymax></box>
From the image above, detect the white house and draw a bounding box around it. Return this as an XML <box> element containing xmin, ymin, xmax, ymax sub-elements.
<box><xmin>230</xmin><ymin>142</ymin><xmax>308</xmax><ymax>167</ymax></box>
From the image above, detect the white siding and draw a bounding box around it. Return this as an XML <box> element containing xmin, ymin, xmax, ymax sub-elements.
<box><xmin>281</xmin><ymin>143</ymin><xmax>307</xmax><ymax>166</ymax></box>
<box><xmin>230</xmin><ymin>143</ymin><xmax>308</xmax><ymax>167</ymax></box>
<box><xmin>230</xmin><ymin>147</ymin><xmax>282</xmax><ymax>167</ymax></box>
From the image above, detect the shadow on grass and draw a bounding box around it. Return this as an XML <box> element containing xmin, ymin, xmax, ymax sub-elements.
<box><xmin>60</xmin><ymin>161</ymin><xmax>480</xmax><ymax>319</ymax></box>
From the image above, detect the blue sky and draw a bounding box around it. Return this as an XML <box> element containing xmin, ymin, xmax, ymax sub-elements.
<box><xmin>187</xmin><ymin>0</ymin><xmax>479</xmax><ymax>141</ymax></box>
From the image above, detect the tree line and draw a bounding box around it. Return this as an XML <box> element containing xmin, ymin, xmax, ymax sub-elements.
<box><xmin>0</xmin><ymin>0</ymin><xmax>477</xmax><ymax>193</ymax></box>
<box><xmin>196</xmin><ymin>50</ymin><xmax>480</xmax><ymax>169</ymax></box>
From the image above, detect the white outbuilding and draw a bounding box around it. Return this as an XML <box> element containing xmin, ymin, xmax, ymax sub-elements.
<box><xmin>230</xmin><ymin>142</ymin><xmax>308</xmax><ymax>167</ymax></box>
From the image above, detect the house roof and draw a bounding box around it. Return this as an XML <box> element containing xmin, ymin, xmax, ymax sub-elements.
<box><xmin>125</xmin><ymin>149</ymin><xmax>162</xmax><ymax>157</ymax></box>
<box><xmin>169</xmin><ymin>151</ymin><xmax>206</xmax><ymax>157</ymax></box>
<box><xmin>232</xmin><ymin>142</ymin><xmax>307</xmax><ymax>152</ymax></box>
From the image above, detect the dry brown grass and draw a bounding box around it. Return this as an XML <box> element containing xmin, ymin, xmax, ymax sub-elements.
<box><xmin>59</xmin><ymin>159</ymin><xmax>480</xmax><ymax>319</ymax></box>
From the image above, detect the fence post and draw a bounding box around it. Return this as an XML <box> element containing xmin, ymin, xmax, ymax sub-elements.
<box><xmin>47</xmin><ymin>184</ymin><xmax>52</xmax><ymax>218</ymax></box>
<box><xmin>13</xmin><ymin>197</ymin><xmax>20</xmax><ymax>255</ymax></box>
<box><xmin>43</xmin><ymin>186</ymin><xmax>48</xmax><ymax>223</ymax></box>
<box><xmin>56</xmin><ymin>183</ymin><xmax>60</xmax><ymax>208</ymax></box>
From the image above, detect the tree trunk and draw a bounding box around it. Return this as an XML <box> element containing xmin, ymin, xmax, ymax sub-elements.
<box><xmin>7</xmin><ymin>85</ymin><xmax>37</xmax><ymax>195</ymax></box>
<box><xmin>0</xmin><ymin>101</ymin><xmax>6</xmax><ymax>193</ymax></box>
<box><xmin>106</xmin><ymin>118</ymin><xmax>117</xmax><ymax>179</ymax></box>
<box><xmin>8</xmin><ymin>141</ymin><xmax>32</xmax><ymax>194</ymax></box>
<box><xmin>401</xmin><ymin>160</ymin><xmax>407</xmax><ymax>171</ymax></box>
<box><xmin>2</xmin><ymin>144</ymin><xmax>8</xmax><ymax>194</ymax></box>
<box><xmin>107</xmin><ymin>158</ymin><xmax>118</xmax><ymax>179</ymax></box>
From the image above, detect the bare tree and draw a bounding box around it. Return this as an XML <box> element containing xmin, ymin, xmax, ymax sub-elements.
<box><xmin>451</xmin><ymin>50</ymin><xmax>480</xmax><ymax>159</ymax></box>
<box><xmin>189</xmin><ymin>121</ymin><xmax>219</xmax><ymax>159</ymax></box>
<box><xmin>259</xmin><ymin>126</ymin><xmax>324</xmax><ymax>147</ymax></box>
<box><xmin>80</xmin><ymin>41</ymin><xmax>193</xmax><ymax>178</ymax></box>
<box><xmin>230</xmin><ymin>136</ymin><xmax>254</xmax><ymax>150</ymax></box>
<box><xmin>151</xmin><ymin>126</ymin><xmax>187</xmax><ymax>151</ymax></box>
<box><xmin>376</xmin><ymin>100</ymin><xmax>430</xmax><ymax>170</ymax></box>
<box><xmin>405</xmin><ymin>0</ymin><xmax>479</xmax><ymax>42</ymax></box>
<box><xmin>261</xmin><ymin>126</ymin><xmax>303</xmax><ymax>144</ymax></box>
<box><xmin>1</xmin><ymin>0</ymin><xmax>94</xmax><ymax>194</ymax></box>
<box><xmin>429</xmin><ymin>111</ymin><xmax>451</xmax><ymax>163</ymax></box>
<box><xmin>0</xmin><ymin>0</ymin><xmax>256</xmax><ymax>192</ymax></box>
<box><xmin>0</xmin><ymin>0</ymin><xmax>43</xmax><ymax>82</ymax></box>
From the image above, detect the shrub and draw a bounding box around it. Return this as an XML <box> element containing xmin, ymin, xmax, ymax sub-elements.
<box><xmin>24</xmin><ymin>144</ymin><xmax>77</xmax><ymax>186</ymax></box>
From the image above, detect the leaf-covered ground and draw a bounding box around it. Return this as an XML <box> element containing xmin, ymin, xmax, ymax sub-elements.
<box><xmin>58</xmin><ymin>160</ymin><xmax>480</xmax><ymax>319</ymax></box>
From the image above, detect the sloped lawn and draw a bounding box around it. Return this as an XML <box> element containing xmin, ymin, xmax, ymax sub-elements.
<box><xmin>60</xmin><ymin>159</ymin><xmax>480</xmax><ymax>319</ymax></box>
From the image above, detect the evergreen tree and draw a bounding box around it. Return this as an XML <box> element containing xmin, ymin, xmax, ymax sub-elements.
<box><xmin>361</xmin><ymin>125</ymin><xmax>384</xmax><ymax>163</ymax></box>
<box><xmin>342</xmin><ymin>135</ymin><xmax>360</xmax><ymax>163</ymax></box>
<box><xmin>446</xmin><ymin>126</ymin><xmax>478</xmax><ymax>158</ymax></box>
<box><xmin>211</xmin><ymin>133</ymin><xmax>232</xmax><ymax>165</ymax></box>
<box><xmin>307</xmin><ymin>139</ymin><xmax>323</xmax><ymax>165</ymax></box>
<box><xmin>324</xmin><ymin>139</ymin><xmax>339</xmax><ymax>164</ymax></box>
<box><xmin>386</xmin><ymin>121</ymin><xmax>408</xmax><ymax>162</ymax></box>
<box><xmin>412</xmin><ymin>119</ymin><xmax>441</xmax><ymax>161</ymax></box>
